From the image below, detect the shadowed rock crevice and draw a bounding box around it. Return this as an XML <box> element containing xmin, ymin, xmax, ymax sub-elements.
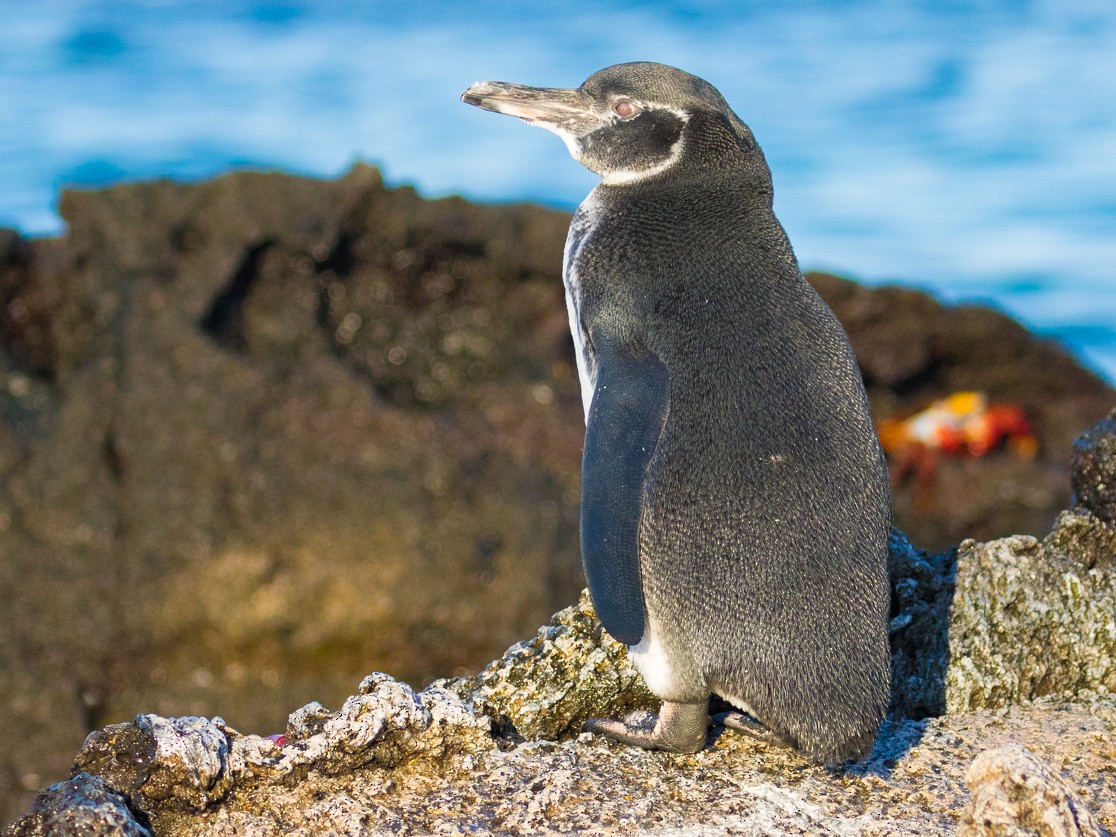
<box><xmin>0</xmin><ymin>232</ymin><xmax>57</xmax><ymax>382</ymax></box>
<box><xmin>1071</xmin><ymin>409</ymin><xmax>1116</xmax><ymax>529</ymax></box>
<box><xmin>887</xmin><ymin>533</ymin><xmax>957</xmax><ymax>720</ymax></box>
<box><xmin>199</xmin><ymin>240</ymin><xmax>276</xmax><ymax>353</ymax></box>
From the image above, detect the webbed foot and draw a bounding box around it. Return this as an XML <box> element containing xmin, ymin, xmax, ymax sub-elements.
<box><xmin>717</xmin><ymin>710</ymin><xmax>794</xmax><ymax>750</ymax></box>
<box><xmin>585</xmin><ymin>700</ymin><xmax>709</xmax><ymax>753</ymax></box>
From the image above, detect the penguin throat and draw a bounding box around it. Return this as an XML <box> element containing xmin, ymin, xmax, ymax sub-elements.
<box><xmin>525</xmin><ymin>119</ymin><xmax>584</xmax><ymax>163</ymax></box>
<box><xmin>600</xmin><ymin>110</ymin><xmax>689</xmax><ymax>186</ymax></box>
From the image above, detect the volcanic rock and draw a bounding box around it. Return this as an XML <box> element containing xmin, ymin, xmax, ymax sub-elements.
<box><xmin>0</xmin><ymin>167</ymin><xmax>1112</xmax><ymax>826</ymax></box>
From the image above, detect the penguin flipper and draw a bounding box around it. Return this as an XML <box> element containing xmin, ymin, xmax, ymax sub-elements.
<box><xmin>580</xmin><ymin>334</ymin><xmax>669</xmax><ymax>647</ymax></box>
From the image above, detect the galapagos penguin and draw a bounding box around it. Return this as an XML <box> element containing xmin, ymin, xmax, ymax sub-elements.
<box><xmin>462</xmin><ymin>62</ymin><xmax>891</xmax><ymax>765</ymax></box>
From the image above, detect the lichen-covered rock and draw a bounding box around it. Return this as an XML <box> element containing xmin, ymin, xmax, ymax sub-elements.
<box><xmin>934</xmin><ymin>412</ymin><xmax>1116</xmax><ymax>712</ymax></box>
<box><xmin>10</xmin><ymin>699</ymin><xmax>1113</xmax><ymax>836</ymax></box>
<box><xmin>445</xmin><ymin>521</ymin><xmax>1116</xmax><ymax>735</ymax></box>
<box><xmin>959</xmin><ymin>743</ymin><xmax>1104</xmax><ymax>837</ymax></box>
<box><xmin>243</xmin><ymin>673</ymin><xmax>495</xmax><ymax>777</ymax></box>
<box><xmin>886</xmin><ymin>411</ymin><xmax>1116</xmax><ymax>717</ymax></box>
<box><xmin>439</xmin><ymin>589</ymin><xmax>656</xmax><ymax>740</ymax></box>
<box><xmin>454</xmin><ymin>522</ymin><xmax>1115</xmax><ymax>730</ymax></box>
<box><xmin>5</xmin><ymin>674</ymin><xmax>495</xmax><ymax>835</ymax></box>
<box><xmin>1044</xmin><ymin>508</ymin><xmax>1116</xmax><ymax>571</ymax></box>
<box><xmin>5</xmin><ymin>772</ymin><xmax>151</xmax><ymax>837</ymax></box>
<box><xmin>945</xmin><ymin>532</ymin><xmax>1116</xmax><ymax>712</ymax></box>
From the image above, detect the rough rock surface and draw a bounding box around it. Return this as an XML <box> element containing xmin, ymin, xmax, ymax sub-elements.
<box><xmin>1071</xmin><ymin>408</ymin><xmax>1116</xmax><ymax>526</ymax></box>
<box><xmin>0</xmin><ymin>167</ymin><xmax>584</xmax><ymax>824</ymax></box>
<box><xmin>9</xmin><ymin>772</ymin><xmax>153</xmax><ymax>837</ymax></box>
<box><xmin>959</xmin><ymin>743</ymin><xmax>1104</xmax><ymax>837</ymax></box>
<box><xmin>8</xmin><ymin>410</ymin><xmax>1116</xmax><ymax>834</ymax></box>
<box><xmin>1</xmin><ymin>168</ymin><xmax>1113</xmax><ymax>825</ymax></box>
<box><xmin>439</xmin><ymin>590</ymin><xmax>656</xmax><ymax>741</ymax></box>
<box><xmin>8</xmin><ymin>696</ymin><xmax>1115</xmax><ymax>836</ymax></box>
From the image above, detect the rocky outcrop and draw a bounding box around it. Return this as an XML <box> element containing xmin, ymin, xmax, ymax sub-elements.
<box><xmin>0</xmin><ymin>167</ymin><xmax>584</xmax><ymax>824</ymax></box>
<box><xmin>0</xmin><ymin>167</ymin><xmax>1112</xmax><ymax>826</ymax></box>
<box><xmin>959</xmin><ymin>744</ymin><xmax>1104</xmax><ymax>837</ymax></box>
<box><xmin>6</xmin><ymin>412</ymin><xmax>1116</xmax><ymax>835</ymax></box>
<box><xmin>8</xmin><ymin>773</ymin><xmax>153</xmax><ymax>837</ymax></box>
<box><xmin>887</xmin><ymin>413</ymin><xmax>1116</xmax><ymax>726</ymax></box>
<box><xmin>9</xmin><ymin>696</ymin><xmax>1115</xmax><ymax>835</ymax></box>
<box><xmin>809</xmin><ymin>272</ymin><xmax>1113</xmax><ymax>551</ymax></box>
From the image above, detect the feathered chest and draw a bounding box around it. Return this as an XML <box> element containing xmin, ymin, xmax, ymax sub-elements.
<box><xmin>562</xmin><ymin>193</ymin><xmax>606</xmax><ymax>422</ymax></box>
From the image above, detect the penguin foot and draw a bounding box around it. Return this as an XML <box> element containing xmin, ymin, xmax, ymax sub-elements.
<box><xmin>717</xmin><ymin>711</ymin><xmax>794</xmax><ymax>750</ymax></box>
<box><xmin>585</xmin><ymin>700</ymin><xmax>709</xmax><ymax>753</ymax></box>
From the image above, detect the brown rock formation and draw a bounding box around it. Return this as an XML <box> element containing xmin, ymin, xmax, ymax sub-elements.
<box><xmin>0</xmin><ymin>167</ymin><xmax>1112</xmax><ymax>826</ymax></box>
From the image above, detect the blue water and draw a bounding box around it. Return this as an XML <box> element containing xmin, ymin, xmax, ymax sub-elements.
<box><xmin>4</xmin><ymin>1</ymin><xmax>1115</xmax><ymax>382</ymax></box>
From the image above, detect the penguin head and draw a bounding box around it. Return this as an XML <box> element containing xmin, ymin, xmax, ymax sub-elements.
<box><xmin>463</xmin><ymin>62</ymin><xmax>767</xmax><ymax>188</ymax></box>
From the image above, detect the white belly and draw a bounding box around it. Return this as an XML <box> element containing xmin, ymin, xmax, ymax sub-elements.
<box><xmin>563</xmin><ymin>285</ymin><xmax>595</xmax><ymax>421</ymax></box>
<box><xmin>561</xmin><ymin>190</ymin><xmax>602</xmax><ymax>424</ymax></box>
<box><xmin>627</xmin><ymin>630</ymin><xmax>676</xmax><ymax>697</ymax></box>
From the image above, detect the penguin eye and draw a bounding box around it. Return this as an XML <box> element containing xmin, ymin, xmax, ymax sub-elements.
<box><xmin>613</xmin><ymin>99</ymin><xmax>640</xmax><ymax>119</ymax></box>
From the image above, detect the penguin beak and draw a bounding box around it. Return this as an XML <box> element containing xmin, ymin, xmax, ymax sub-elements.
<box><xmin>461</xmin><ymin>81</ymin><xmax>598</xmax><ymax>133</ymax></box>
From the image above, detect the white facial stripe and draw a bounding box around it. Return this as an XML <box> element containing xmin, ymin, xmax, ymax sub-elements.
<box><xmin>532</xmin><ymin>120</ymin><xmax>583</xmax><ymax>162</ymax></box>
<box><xmin>601</xmin><ymin>107</ymin><xmax>689</xmax><ymax>186</ymax></box>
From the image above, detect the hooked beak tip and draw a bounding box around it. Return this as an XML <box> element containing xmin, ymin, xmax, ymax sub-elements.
<box><xmin>461</xmin><ymin>81</ymin><xmax>503</xmax><ymax>109</ymax></box>
<box><xmin>461</xmin><ymin>82</ymin><xmax>481</xmax><ymax>104</ymax></box>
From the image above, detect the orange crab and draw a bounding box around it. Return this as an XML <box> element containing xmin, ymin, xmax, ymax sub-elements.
<box><xmin>876</xmin><ymin>392</ymin><xmax>1038</xmax><ymax>503</ymax></box>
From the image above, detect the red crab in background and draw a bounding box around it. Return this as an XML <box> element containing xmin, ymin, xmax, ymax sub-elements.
<box><xmin>876</xmin><ymin>392</ymin><xmax>1038</xmax><ymax>508</ymax></box>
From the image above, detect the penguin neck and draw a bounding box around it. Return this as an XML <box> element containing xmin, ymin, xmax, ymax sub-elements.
<box><xmin>596</xmin><ymin>159</ymin><xmax>774</xmax><ymax>216</ymax></box>
<box><xmin>598</xmin><ymin>113</ymin><xmax>689</xmax><ymax>187</ymax></box>
<box><xmin>597</xmin><ymin>129</ymin><xmax>773</xmax><ymax>201</ymax></box>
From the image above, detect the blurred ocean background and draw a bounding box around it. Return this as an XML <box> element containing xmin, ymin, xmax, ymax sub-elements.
<box><xmin>3</xmin><ymin>0</ymin><xmax>1114</xmax><ymax>381</ymax></box>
